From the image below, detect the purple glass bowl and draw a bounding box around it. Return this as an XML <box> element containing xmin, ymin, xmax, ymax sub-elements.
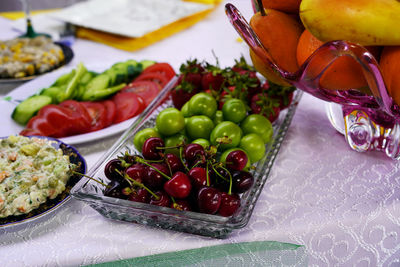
<box><xmin>225</xmin><ymin>3</ymin><xmax>400</xmax><ymax>159</ymax></box>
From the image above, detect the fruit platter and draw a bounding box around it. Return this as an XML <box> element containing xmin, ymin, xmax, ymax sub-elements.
<box><xmin>226</xmin><ymin>0</ymin><xmax>400</xmax><ymax>159</ymax></box>
<box><xmin>71</xmin><ymin>58</ymin><xmax>302</xmax><ymax>238</ymax></box>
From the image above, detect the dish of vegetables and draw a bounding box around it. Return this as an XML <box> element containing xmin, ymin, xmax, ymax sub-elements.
<box><xmin>1</xmin><ymin>60</ymin><xmax>176</xmax><ymax>144</ymax></box>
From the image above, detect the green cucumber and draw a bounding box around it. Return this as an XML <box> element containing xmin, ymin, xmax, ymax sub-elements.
<box><xmin>12</xmin><ymin>95</ymin><xmax>52</xmax><ymax>125</ymax></box>
<box><xmin>140</xmin><ymin>60</ymin><xmax>156</xmax><ymax>70</ymax></box>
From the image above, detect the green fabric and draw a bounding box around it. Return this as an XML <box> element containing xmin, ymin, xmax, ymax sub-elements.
<box><xmin>88</xmin><ymin>241</ymin><xmax>307</xmax><ymax>267</ymax></box>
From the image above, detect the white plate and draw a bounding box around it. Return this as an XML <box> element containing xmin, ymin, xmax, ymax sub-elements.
<box><xmin>1</xmin><ymin>64</ymin><xmax>138</xmax><ymax>145</ymax></box>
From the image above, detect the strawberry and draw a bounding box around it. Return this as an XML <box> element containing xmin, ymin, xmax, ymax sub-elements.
<box><xmin>250</xmin><ymin>93</ymin><xmax>281</xmax><ymax>123</ymax></box>
<box><xmin>201</xmin><ymin>63</ymin><xmax>225</xmax><ymax>92</ymax></box>
<box><xmin>171</xmin><ymin>59</ymin><xmax>205</xmax><ymax>109</ymax></box>
<box><xmin>264</xmin><ymin>82</ymin><xmax>296</xmax><ymax>109</ymax></box>
<box><xmin>178</xmin><ymin>59</ymin><xmax>205</xmax><ymax>91</ymax></box>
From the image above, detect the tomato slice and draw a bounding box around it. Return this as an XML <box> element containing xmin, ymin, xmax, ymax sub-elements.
<box><xmin>112</xmin><ymin>92</ymin><xmax>145</xmax><ymax>124</ymax></box>
<box><xmin>121</xmin><ymin>80</ymin><xmax>161</xmax><ymax>106</ymax></box>
<box><xmin>81</xmin><ymin>102</ymin><xmax>108</xmax><ymax>132</ymax></box>
<box><xmin>142</xmin><ymin>63</ymin><xmax>176</xmax><ymax>80</ymax></box>
<box><xmin>22</xmin><ymin>115</ymin><xmax>59</xmax><ymax>137</ymax></box>
<box><xmin>134</xmin><ymin>72</ymin><xmax>170</xmax><ymax>88</ymax></box>
<box><xmin>35</xmin><ymin>105</ymin><xmax>77</xmax><ymax>137</ymax></box>
<box><xmin>59</xmin><ymin>100</ymin><xmax>92</xmax><ymax>133</ymax></box>
<box><xmin>100</xmin><ymin>100</ymin><xmax>117</xmax><ymax>127</ymax></box>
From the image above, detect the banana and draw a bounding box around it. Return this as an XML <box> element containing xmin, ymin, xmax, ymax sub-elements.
<box><xmin>300</xmin><ymin>0</ymin><xmax>400</xmax><ymax>46</ymax></box>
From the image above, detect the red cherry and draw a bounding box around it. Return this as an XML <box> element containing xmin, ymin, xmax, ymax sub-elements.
<box><xmin>150</xmin><ymin>191</ymin><xmax>171</xmax><ymax>207</ymax></box>
<box><xmin>165</xmin><ymin>153</ymin><xmax>184</xmax><ymax>174</ymax></box>
<box><xmin>218</xmin><ymin>192</ymin><xmax>240</xmax><ymax>217</ymax></box>
<box><xmin>142</xmin><ymin>137</ymin><xmax>165</xmax><ymax>160</ymax></box>
<box><xmin>197</xmin><ymin>186</ymin><xmax>221</xmax><ymax>214</ymax></box>
<box><xmin>143</xmin><ymin>163</ymin><xmax>168</xmax><ymax>189</ymax></box>
<box><xmin>226</xmin><ymin>150</ymin><xmax>248</xmax><ymax>171</ymax></box>
<box><xmin>163</xmin><ymin>172</ymin><xmax>192</xmax><ymax>199</ymax></box>
<box><xmin>128</xmin><ymin>188</ymin><xmax>150</xmax><ymax>203</ymax></box>
<box><xmin>232</xmin><ymin>170</ymin><xmax>254</xmax><ymax>193</ymax></box>
<box><xmin>125</xmin><ymin>163</ymin><xmax>146</xmax><ymax>183</ymax></box>
<box><xmin>104</xmin><ymin>159</ymin><xmax>124</xmax><ymax>182</ymax></box>
<box><xmin>184</xmin><ymin>143</ymin><xmax>205</xmax><ymax>164</ymax></box>
<box><xmin>188</xmin><ymin>167</ymin><xmax>207</xmax><ymax>189</ymax></box>
<box><xmin>171</xmin><ymin>199</ymin><xmax>192</xmax><ymax>211</ymax></box>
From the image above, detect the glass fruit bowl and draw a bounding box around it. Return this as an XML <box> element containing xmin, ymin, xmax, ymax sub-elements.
<box><xmin>70</xmin><ymin>76</ymin><xmax>303</xmax><ymax>238</ymax></box>
<box><xmin>225</xmin><ymin>3</ymin><xmax>400</xmax><ymax>159</ymax></box>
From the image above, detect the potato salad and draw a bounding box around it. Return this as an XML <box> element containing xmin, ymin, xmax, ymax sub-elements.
<box><xmin>0</xmin><ymin>135</ymin><xmax>73</xmax><ymax>218</ymax></box>
<box><xmin>0</xmin><ymin>36</ymin><xmax>64</xmax><ymax>79</ymax></box>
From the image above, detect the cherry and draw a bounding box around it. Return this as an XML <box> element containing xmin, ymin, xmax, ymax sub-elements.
<box><xmin>128</xmin><ymin>188</ymin><xmax>150</xmax><ymax>203</ymax></box>
<box><xmin>208</xmin><ymin>166</ymin><xmax>230</xmax><ymax>188</ymax></box>
<box><xmin>197</xmin><ymin>186</ymin><xmax>221</xmax><ymax>214</ymax></box>
<box><xmin>150</xmin><ymin>191</ymin><xmax>171</xmax><ymax>207</ymax></box>
<box><xmin>218</xmin><ymin>192</ymin><xmax>240</xmax><ymax>217</ymax></box>
<box><xmin>104</xmin><ymin>159</ymin><xmax>124</xmax><ymax>182</ymax></box>
<box><xmin>232</xmin><ymin>170</ymin><xmax>254</xmax><ymax>193</ymax></box>
<box><xmin>165</xmin><ymin>153</ymin><xmax>184</xmax><ymax>174</ymax></box>
<box><xmin>142</xmin><ymin>137</ymin><xmax>165</xmax><ymax>160</ymax></box>
<box><xmin>188</xmin><ymin>167</ymin><xmax>207</xmax><ymax>189</ymax></box>
<box><xmin>104</xmin><ymin>180</ymin><xmax>127</xmax><ymax>199</ymax></box>
<box><xmin>163</xmin><ymin>171</ymin><xmax>192</xmax><ymax>199</ymax></box>
<box><xmin>226</xmin><ymin>150</ymin><xmax>248</xmax><ymax>171</ymax></box>
<box><xmin>184</xmin><ymin>143</ymin><xmax>205</xmax><ymax>164</ymax></box>
<box><xmin>125</xmin><ymin>163</ymin><xmax>146</xmax><ymax>183</ymax></box>
<box><xmin>143</xmin><ymin>163</ymin><xmax>169</xmax><ymax>189</ymax></box>
<box><xmin>171</xmin><ymin>199</ymin><xmax>192</xmax><ymax>211</ymax></box>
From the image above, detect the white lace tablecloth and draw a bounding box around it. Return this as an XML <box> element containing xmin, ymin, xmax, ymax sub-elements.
<box><xmin>1</xmin><ymin>1</ymin><xmax>400</xmax><ymax>266</ymax></box>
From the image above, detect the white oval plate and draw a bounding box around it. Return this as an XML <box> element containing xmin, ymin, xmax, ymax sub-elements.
<box><xmin>1</xmin><ymin>64</ymin><xmax>138</xmax><ymax>145</ymax></box>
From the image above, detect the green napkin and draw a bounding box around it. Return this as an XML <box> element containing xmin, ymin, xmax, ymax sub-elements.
<box><xmin>89</xmin><ymin>241</ymin><xmax>307</xmax><ymax>267</ymax></box>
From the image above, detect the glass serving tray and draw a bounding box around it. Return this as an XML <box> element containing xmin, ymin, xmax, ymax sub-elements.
<box><xmin>70</xmin><ymin>77</ymin><xmax>303</xmax><ymax>238</ymax></box>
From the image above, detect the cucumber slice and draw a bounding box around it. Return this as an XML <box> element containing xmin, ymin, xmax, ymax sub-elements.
<box><xmin>85</xmin><ymin>74</ymin><xmax>110</xmax><ymax>93</ymax></box>
<box><xmin>12</xmin><ymin>95</ymin><xmax>52</xmax><ymax>125</ymax></box>
<box><xmin>80</xmin><ymin>71</ymin><xmax>94</xmax><ymax>85</ymax></box>
<box><xmin>39</xmin><ymin>86</ymin><xmax>63</xmax><ymax>103</ymax></box>
<box><xmin>140</xmin><ymin>60</ymin><xmax>156</xmax><ymax>70</ymax></box>
<box><xmin>52</xmin><ymin>70</ymin><xmax>75</xmax><ymax>87</ymax></box>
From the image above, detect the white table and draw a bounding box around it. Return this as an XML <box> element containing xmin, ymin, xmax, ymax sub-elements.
<box><xmin>1</xmin><ymin>1</ymin><xmax>400</xmax><ymax>266</ymax></box>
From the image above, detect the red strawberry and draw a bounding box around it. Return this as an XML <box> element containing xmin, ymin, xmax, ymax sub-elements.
<box><xmin>250</xmin><ymin>93</ymin><xmax>281</xmax><ymax>123</ymax></box>
<box><xmin>264</xmin><ymin>82</ymin><xmax>296</xmax><ymax>110</ymax></box>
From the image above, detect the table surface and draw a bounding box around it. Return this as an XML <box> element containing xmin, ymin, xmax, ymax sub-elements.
<box><xmin>1</xmin><ymin>1</ymin><xmax>400</xmax><ymax>266</ymax></box>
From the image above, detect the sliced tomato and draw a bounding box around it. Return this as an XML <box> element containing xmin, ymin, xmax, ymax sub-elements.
<box><xmin>59</xmin><ymin>100</ymin><xmax>92</xmax><ymax>133</ymax></box>
<box><xmin>121</xmin><ymin>80</ymin><xmax>161</xmax><ymax>106</ymax></box>
<box><xmin>34</xmin><ymin>105</ymin><xmax>77</xmax><ymax>137</ymax></box>
<box><xmin>22</xmin><ymin>115</ymin><xmax>59</xmax><ymax>137</ymax></box>
<box><xmin>134</xmin><ymin>72</ymin><xmax>170</xmax><ymax>88</ymax></box>
<box><xmin>112</xmin><ymin>92</ymin><xmax>145</xmax><ymax>124</ymax></box>
<box><xmin>100</xmin><ymin>100</ymin><xmax>117</xmax><ymax>127</ymax></box>
<box><xmin>81</xmin><ymin>101</ymin><xmax>108</xmax><ymax>132</ymax></box>
<box><xmin>142</xmin><ymin>63</ymin><xmax>176</xmax><ymax>80</ymax></box>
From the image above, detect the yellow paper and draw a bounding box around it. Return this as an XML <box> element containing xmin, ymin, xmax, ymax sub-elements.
<box><xmin>0</xmin><ymin>9</ymin><xmax>59</xmax><ymax>20</ymax></box>
<box><xmin>76</xmin><ymin>7</ymin><xmax>215</xmax><ymax>52</ymax></box>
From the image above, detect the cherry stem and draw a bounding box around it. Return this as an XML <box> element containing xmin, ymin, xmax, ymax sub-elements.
<box><xmin>211</xmin><ymin>165</ymin><xmax>229</xmax><ymax>182</ymax></box>
<box><xmin>135</xmin><ymin>156</ymin><xmax>171</xmax><ymax>180</ymax></box>
<box><xmin>179</xmin><ymin>146</ymin><xmax>190</xmax><ymax>173</ymax></box>
<box><xmin>72</xmin><ymin>171</ymin><xmax>109</xmax><ymax>187</ymax></box>
<box><xmin>206</xmin><ymin>162</ymin><xmax>210</xmax><ymax>187</ymax></box>
<box><xmin>156</xmin><ymin>144</ymin><xmax>184</xmax><ymax>150</ymax></box>
<box><xmin>219</xmin><ymin>165</ymin><xmax>233</xmax><ymax>195</ymax></box>
<box><xmin>123</xmin><ymin>173</ymin><xmax>159</xmax><ymax>200</ymax></box>
<box><xmin>114</xmin><ymin>169</ymin><xmax>160</xmax><ymax>199</ymax></box>
<box><xmin>256</xmin><ymin>0</ymin><xmax>266</xmax><ymax>16</ymax></box>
